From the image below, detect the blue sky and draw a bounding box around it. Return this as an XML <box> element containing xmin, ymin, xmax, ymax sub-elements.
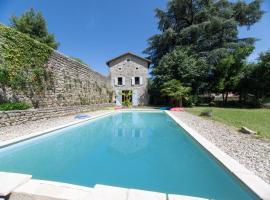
<box><xmin>0</xmin><ymin>0</ymin><xmax>269</xmax><ymax>75</ymax></box>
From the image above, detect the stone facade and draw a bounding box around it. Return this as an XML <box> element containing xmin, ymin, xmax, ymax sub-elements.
<box><xmin>0</xmin><ymin>104</ymin><xmax>113</xmax><ymax>127</ymax></box>
<box><xmin>107</xmin><ymin>52</ymin><xmax>150</xmax><ymax>106</ymax></box>
<box><xmin>1</xmin><ymin>51</ymin><xmax>112</xmax><ymax>107</ymax></box>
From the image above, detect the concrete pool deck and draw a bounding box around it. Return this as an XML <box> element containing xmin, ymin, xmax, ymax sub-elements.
<box><xmin>0</xmin><ymin>109</ymin><xmax>270</xmax><ymax>199</ymax></box>
<box><xmin>0</xmin><ymin>172</ymin><xmax>207</xmax><ymax>200</ymax></box>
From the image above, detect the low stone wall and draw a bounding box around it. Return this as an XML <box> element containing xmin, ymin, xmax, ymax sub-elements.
<box><xmin>0</xmin><ymin>103</ymin><xmax>114</xmax><ymax>127</ymax></box>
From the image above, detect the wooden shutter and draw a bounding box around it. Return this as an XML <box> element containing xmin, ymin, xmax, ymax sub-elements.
<box><xmin>139</xmin><ymin>76</ymin><xmax>143</xmax><ymax>85</ymax></box>
<box><xmin>122</xmin><ymin>77</ymin><xmax>125</xmax><ymax>86</ymax></box>
<box><xmin>131</xmin><ymin>77</ymin><xmax>135</xmax><ymax>85</ymax></box>
<box><xmin>114</xmin><ymin>77</ymin><xmax>118</xmax><ymax>86</ymax></box>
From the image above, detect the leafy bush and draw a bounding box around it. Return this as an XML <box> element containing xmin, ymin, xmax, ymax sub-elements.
<box><xmin>0</xmin><ymin>102</ymin><xmax>31</xmax><ymax>111</ymax></box>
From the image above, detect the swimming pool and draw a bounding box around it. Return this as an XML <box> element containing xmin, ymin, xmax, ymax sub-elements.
<box><xmin>0</xmin><ymin>112</ymin><xmax>259</xmax><ymax>199</ymax></box>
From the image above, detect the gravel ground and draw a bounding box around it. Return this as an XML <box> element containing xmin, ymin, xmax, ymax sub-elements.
<box><xmin>172</xmin><ymin>111</ymin><xmax>270</xmax><ymax>184</ymax></box>
<box><xmin>0</xmin><ymin>110</ymin><xmax>111</xmax><ymax>142</ymax></box>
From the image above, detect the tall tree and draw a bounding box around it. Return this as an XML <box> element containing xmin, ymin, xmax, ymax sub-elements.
<box><xmin>10</xmin><ymin>8</ymin><xmax>59</xmax><ymax>49</ymax></box>
<box><xmin>212</xmin><ymin>45</ymin><xmax>254</xmax><ymax>103</ymax></box>
<box><xmin>145</xmin><ymin>0</ymin><xmax>263</xmax><ymax>66</ymax></box>
<box><xmin>145</xmin><ymin>0</ymin><xmax>264</xmax><ymax>104</ymax></box>
<box><xmin>238</xmin><ymin>50</ymin><xmax>270</xmax><ymax>101</ymax></box>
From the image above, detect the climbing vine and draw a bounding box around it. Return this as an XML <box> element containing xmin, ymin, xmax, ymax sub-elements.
<box><xmin>0</xmin><ymin>24</ymin><xmax>53</xmax><ymax>107</ymax></box>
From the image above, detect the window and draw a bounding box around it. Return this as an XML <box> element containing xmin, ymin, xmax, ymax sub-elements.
<box><xmin>135</xmin><ymin>77</ymin><xmax>140</xmax><ymax>85</ymax></box>
<box><xmin>118</xmin><ymin>77</ymin><xmax>123</xmax><ymax>86</ymax></box>
<box><xmin>136</xmin><ymin>67</ymin><xmax>139</xmax><ymax>70</ymax></box>
<box><xmin>118</xmin><ymin>67</ymin><xmax>122</xmax><ymax>71</ymax></box>
<box><xmin>115</xmin><ymin>77</ymin><xmax>125</xmax><ymax>86</ymax></box>
<box><xmin>126</xmin><ymin>58</ymin><xmax>131</xmax><ymax>62</ymax></box>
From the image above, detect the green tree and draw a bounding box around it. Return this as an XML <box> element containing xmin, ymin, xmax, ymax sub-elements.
<box><xmin>161</xmin><ymin>79</ymin><xmax>191</xmax><ymax>107</ymax></box>
<box><xmin>256</xmin><ymin>50</ymin><xmax>270</xmax><ymax>96</ymax></box>
<box><xmin>145</xmin><ymin>0</ymin><xmax>263</xmax><ymax>66</ymax></box>
<box><xmin>10</xmin><ymin>8</ymin><xmax>59</xmax><ymax>49</ymax></box>
<box><xmin>238</xmin><ymin>50</ymin><xmax>270</xmax><ymax>102</ymax></box>
<box><xmin>145</xmin><ymin>0</ymin><xmax>263</xmax><ymax>105</ymax></box>
<box><xmin>212</xmin><ymin>45</ymin><xmax>254</xmax><ymax>104</ymax></box>
<box><xmin>154</xmin><ymin>47</ymin><xmax>208</xmax><ymax>94</ymax></box>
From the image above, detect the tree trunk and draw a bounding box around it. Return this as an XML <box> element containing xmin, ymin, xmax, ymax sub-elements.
<box><xmin>224</xmin><ymin>92</ymin><xmax>229</xmax><ymax>105</ymax></box>
<box><xmin>179</xmin><ymin>98</ymin><xmax>183</xmax><ymax>107</ymax></box>
<box><xmin>239</xmin><ymin>92</ymin><xmax>242</xmax><ymax>103</ymax></box>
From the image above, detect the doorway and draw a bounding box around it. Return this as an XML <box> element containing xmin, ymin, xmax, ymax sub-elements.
<box><xmin>122</xmin><ymin>90</ymin><xmax>132</xmax><ymax>106</ymax></box>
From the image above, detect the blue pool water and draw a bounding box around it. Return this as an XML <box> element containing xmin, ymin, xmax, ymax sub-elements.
<box><xmin>0</xmin><ymin>112</ymin><xmax>258</xmax><ymax>200</ymax></box>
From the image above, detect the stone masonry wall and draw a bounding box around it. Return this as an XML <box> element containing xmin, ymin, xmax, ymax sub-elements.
<box><xmin>0</xmin><ymin>103</ymin><xmax>113</xmax><ymax>127</ymax></box>
<box><xmin>2</xmin><ymin>51</ymin><xmax>112</xmax><ymax>107</ymax></box>
<box><xmin>108</xmin><ymin>54</ymin><xmax>149</xmax><ymax>105</ymax></box>
<box><xmin>41</xmin><ymin>51</ymin><xmax>112</xmax><ymax>107</ymax></box>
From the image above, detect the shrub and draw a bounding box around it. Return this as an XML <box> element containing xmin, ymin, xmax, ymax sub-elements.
<box><xmin>0</xmin><ymin>102</ymin><xmax>31</xmax><ymax>111</ymax></box>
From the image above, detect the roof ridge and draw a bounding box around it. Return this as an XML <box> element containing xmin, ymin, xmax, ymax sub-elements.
<box><xmin>106</xmin><ymin>52</ymin><xmax>151</xmax><ymax>67</ymax></box>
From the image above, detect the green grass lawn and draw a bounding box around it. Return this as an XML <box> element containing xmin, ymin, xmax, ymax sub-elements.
<box><xmin>185</xmin><ymin>107</ymin><xmax>270</xmax><ymax>139</ymax></box>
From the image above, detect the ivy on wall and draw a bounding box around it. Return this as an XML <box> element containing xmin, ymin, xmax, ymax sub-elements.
<box><xmin>0</xmin><ymin>24</ymin><xmax>53</xmax><ymax>108</ymax></box>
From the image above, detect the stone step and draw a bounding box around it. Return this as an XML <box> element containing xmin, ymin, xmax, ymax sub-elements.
<box><xmin>93</xmin><ymin>184</ymin><xmax>128</xmax><ymax>200</ymax></box>
<box><xmin>0</xmin><ymin>172</ymin><xmax>32</xmax><ymax>196</ymax></box>
<box><xmin>9</xmin><ymin>179</ymin><xmax>94</xmax><ymax>200</ymax></box>
<box><xmin>168</xmin><ymin>194</ymin><xmax>208</xmax><ymax>200</ymax></box>
<box><xmin>93</xmin><ymin>184</ymin><xmax>207</xmax><ymax>200</ymax></box>
<box><xmin>3</xmin><ymin>173</ymin><xmax>208</xmax><ymax>200</ymax></box>
<box><xmin>128</xmin><ymin>188</ymin><xmax>166</xmax><ymax>200</ymax></box>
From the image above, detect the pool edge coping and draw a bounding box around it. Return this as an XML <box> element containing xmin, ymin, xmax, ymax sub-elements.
<box><xmin>0</xmin><ymin>109</ymin><xmax>161</xmax><ymax>149</ymax></box>
<box><xmin>0</xmin><ymin>110</ymin><xmax>116</xmax><ymax>149</ymax></box>
<box><xmin>165</xmin><ymin>110</ymin><xmax>270</xmax><ymax>200</ymax></box>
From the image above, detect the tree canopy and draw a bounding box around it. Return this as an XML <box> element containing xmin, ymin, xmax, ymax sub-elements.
<box><xmin>145</xmin><ymin>0</ymin><xmax>264</xmax><ymax>106</ymax></box>
<box><xmin>161</xmin><ymin>79</ymin><xmax>191</xmax><ymax>107</ymax></box>
<box><xmin>154</xmin><ymin>47</ymin><xmax>208</xmax><ymax>93</ymax></box>
<box><xmin>145</xmin><ymin>0</ymin><xmax>263</xmax><ymax>66</ymax></box>
<box><xmin>10</xmin><ymin>8</ymin><xmax>59</xmax><ymax>49</ymax></box>
<box><xmin>238</xmin><ymin>50</ymin><xmax>270</xmax><ymax>101</ymax></box>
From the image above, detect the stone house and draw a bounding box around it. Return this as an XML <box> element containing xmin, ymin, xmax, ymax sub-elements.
<box><xmin>107</xmin><ymin>52</ymin><xmax>151</xmax><ymax>106</ymax></box>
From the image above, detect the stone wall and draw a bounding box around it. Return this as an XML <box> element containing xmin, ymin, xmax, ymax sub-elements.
<box><xmin>1</xmin><ymin>51</ymin><xmax>112</xmax><ymax>107</ymax></box>
<box><xmin>0</xmin><ymin>103</ymin><xmax>113</xmax><ymax>127</ymax></box>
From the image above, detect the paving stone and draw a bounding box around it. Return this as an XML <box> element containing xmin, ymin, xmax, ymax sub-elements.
<box><xmin>9</xmin><ymin>180</ymin><xmax>94</xmax><ymax>200</ymax></box>
<box><xmin>168</xmin><ymin>194</ymin><xmax>208</xmax><ymax>200</ymax></box>
<box><xmin>128</xmin><ymin>189</ymin><xmax>166</xmax><ymax>200</ymax></box>
<box><xmin>0</xmin><ymin>172</ymin><xmax>32</xmax><ymax>196</ymax></box>
<box><xmin>93</xmin><ymin>184</ymin><xmax>128</xmax><ymax>200</ymax></box>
